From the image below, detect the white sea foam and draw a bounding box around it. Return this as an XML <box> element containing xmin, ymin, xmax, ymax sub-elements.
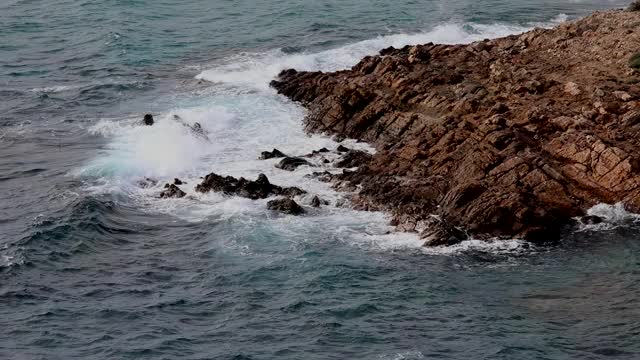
<box><xmin>587</xmin><ymin>202</ymin><xmax>640</xmax><ymax>223</ymax></box>
<box><xmin>81</xmin><ymin>20</ymin><xmax>566</xmax><ymax>255</ymax></box>
<box><xmin>27</xmin><ymin>85</ymin><xmax>79</xmax><ymax>93</ymax></box>
<box><xmin>196</xmin><ymin>22</ymin><xmax>535</xmax><ymax>91</ymax></box>
<box><xmin>420</xmin><ymin>238</ymin><xmax>531</xmax><ymax>256</ymax></box>
<box><xmin>0</xmin><ymin>244</ymin><xmax>25</xmax><ymax>268</ymax></box>
<box><xmin>379</xmin><ymin>351</ymin><xmax>425</xmax><ymax>360</ymax></box>
<box><xmin>575</xmin><ymin>202</ymin><xmax>640</xmax><ymax>231</ymax></box>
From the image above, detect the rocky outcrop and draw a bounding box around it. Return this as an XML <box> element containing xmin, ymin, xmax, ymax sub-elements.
<box><xmin>272</xmin><ymin>10</ymin><xmax>640</xmax><ymax>244</ymax></box>
<box><xmin>195</xmin><ymin>173</ymin><xmax>305</xmax><ymax>199</ymax></box>
<box><xmin>267</xmin><ymin>198</ymin><xmax>305</xmax><ymax>215</ymax></box>
<box><xmin>275</xmin><ymin>157</ymin><xmax>313</xmax><ymax>171</ymax></box>
<box><xmin>160</xmin><ymin>184</ymin><xmax>186</xmax><ymax>199</ymax></box>
<box><xmin>259</xmin><ymin>148</ymin><xmax>287</xmax><ymax>160</ymax></box>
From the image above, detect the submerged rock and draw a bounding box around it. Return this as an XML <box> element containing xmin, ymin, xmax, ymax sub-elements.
<box><xmin>259</xmin><ymin>148</ymin><xmax>287</xmax><ymax>160</ymax></box>
<box><xmin>310</xmin><ymin>195</ymin><xmax>329</xmax><ymax>208</ymax></box>
<box><xmin>275</xmin><ymin>157</ymin><xmax>312</xmax><ymax>171</ymax></box>
<box><xmin>271</xmin><ymin>9</ymin><xmax>640</xmax><ymax>245</ymax></box>
<box><xmin>582</xmin><ymin>215</ymin><xmax>605</xmax><ymax>225</ymax></box>
<box><xmin>267</xmin><ymin>198</ymin><xmax>305</xmax><ymax>215</ymax></box>
<box><xmin>137</xmin><ymin>177</ymin><xmax>158</xmax><ymax>188</ymax></box>
<box><xmin>195</xmin><ymin>173</ymin><xmax>305</xmax><ymax>199</ymax></box>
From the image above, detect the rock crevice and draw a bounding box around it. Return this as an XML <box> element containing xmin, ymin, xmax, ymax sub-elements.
<box><xmin>271</xmin><ymin>10</ymin><xmax>640</xmax><ymax>244</ymax></box>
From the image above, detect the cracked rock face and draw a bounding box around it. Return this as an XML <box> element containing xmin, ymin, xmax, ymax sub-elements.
<box><xmin>272</xmin><ymin>10</ymin><xmax>640</xmax><ymax>244</ymax></box>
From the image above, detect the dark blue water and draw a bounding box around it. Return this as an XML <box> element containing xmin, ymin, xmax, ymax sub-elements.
<box><xmin>2</xmin><ymin>1</ymin><xmax>640</xmax><ymax>359</ymax></box>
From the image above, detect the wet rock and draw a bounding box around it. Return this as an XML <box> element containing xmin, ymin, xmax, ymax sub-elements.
<box><xmin>307</xmin><ymin>171</ymin><xmax>334</xmax><ymax>182</ymax></box>
<box><xmin>259</xmin><ymin>148</ymin><xmax>287</xmax><ymax>160</ymax></box>
<box><xmin>143</xmin><ymin>114</ymin><xmax>154</xmax><ymax>126</ymax></box>
<box><xmin>275</xmin><ymin>157</ymin><xmax>312</xmax><ymax>171</ymax></box>
<box><xmin>420</xmin><ymin>217</ymin><xmax>468</xmax><ymax>247</ymax></box>
<box><xmin>160</xmin><ymin>184</ymin><xmax>186</xmax><ymax>199</ymax></box>
<box><xmin>310</xmin><ymin>195</ymin><xmax>329</xmax><ymax>208</ymax></box>
<box><xmin>173</xmin><ymin>178</ymin><xmax>185</xmax><ymax>185</ymax></box>
<box><xmin>195</xmin><ymin>173</ymin><xmax>305</xmax><ymax>199</ymax></box>
<box><xmin>306</xmin><ymin>147</ymin><xmax>330</xmax><ymax>157</ymax></box>
<box><xmin>137</xmin><ymin>178</ymin><xmax>158</xmax><ymax>188</ymax></box>
<box><xmin>335</xmin><ymin>150</ymin><xmax>373</xmax><ymax>168</ymax></box>
<box><xmin>267</xmin><ymin>198</ymin><xmax>305</xmax><ymax>215</ymax></box>
<box><xmin>336</xmin><ymin>145</ymin><xmax>350</xmax><ymax>153</ymax></box>
<box><xmin>582</xmin><ymin>215</ymin><xmax>605</xmax><ymax>225</ymax></box>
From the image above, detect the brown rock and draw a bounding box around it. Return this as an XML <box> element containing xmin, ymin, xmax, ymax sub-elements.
<box><xmin>271</xmin><ymin>9</ymin><xmax>640</xmax><ymax>245</ymax></box>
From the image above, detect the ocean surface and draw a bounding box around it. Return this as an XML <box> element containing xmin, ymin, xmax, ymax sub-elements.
<box><xmin>1</xmin><ymin>0</ymin><xmax>640</xmax><ymax>359</ymax></box>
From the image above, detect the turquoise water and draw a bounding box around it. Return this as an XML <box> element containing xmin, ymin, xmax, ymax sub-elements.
<box><xmin>1</xmin><ymin>1</ymin><xmax>640</xmax><ymax>359</ymax></box>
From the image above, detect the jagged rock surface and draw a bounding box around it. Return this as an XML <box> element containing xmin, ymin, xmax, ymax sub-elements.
<box><xmin>160</xmin><ymin>184</ymin><xmax>186</xmax><ymax>199</ymax></box>
<box><xmin>195</xmin><ymin>173</ymin><xmax>305</xmax><ymax>199</ymax></box>
<box><xmin>272</xmin><ymin>10</ymin><xmax>640</xmax><ymax>244</ymax></box>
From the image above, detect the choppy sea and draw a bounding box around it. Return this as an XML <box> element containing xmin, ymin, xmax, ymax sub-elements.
<box><xmin>1</xmin><ymin>0</ymin><xmax>639</xmax><ymax>359</ymax></box>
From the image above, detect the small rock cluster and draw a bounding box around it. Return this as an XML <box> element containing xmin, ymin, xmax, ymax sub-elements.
<box><xmin>155</xmin><ymin>145</ymin><xmax>368</xmax><ymax>216</ymax></box>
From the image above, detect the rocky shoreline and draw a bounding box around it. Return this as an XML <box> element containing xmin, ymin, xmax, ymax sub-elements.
<box><xmin>268</xmin><ymin>7</ymin><xmax>640</xmax><ymax>245</ymax></box>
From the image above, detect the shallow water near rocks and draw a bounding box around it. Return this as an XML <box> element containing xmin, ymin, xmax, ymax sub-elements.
<box><xmin>1</xmin><ymin>0</ymin><xmax>639</xmax><ymax>359</ymax></box>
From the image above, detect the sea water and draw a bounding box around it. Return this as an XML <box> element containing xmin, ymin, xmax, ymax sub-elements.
<box><xmin>1</xmin><ymin>1</ymin><xmax>639</xmax><ymax>359</ymax></box>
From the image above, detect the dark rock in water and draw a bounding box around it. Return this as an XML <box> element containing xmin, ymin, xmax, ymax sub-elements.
<box><xmin>307</xmin><ymin>171</ymin><xmax>334</xmax><ymax>183</ymax></box>
<box><xmin>195</xmin><ymin>173</ymin><xmax>305</xmax><ymax>200</ymax></box>
<box><xmin>143</xmin><ymin>114</ymin><xmax>154</xmax><ymax>126</ymax></box>
<box><xmin>267</xmin><ymin>198</ymin><xmax>305</xmax><ymax>215</ymax></box>
<box><xmin>260</xmin><ymin>148</ymin><xmax>287</xmax><ymax>160</ymax></box>
<box><xmin>335</xmin><ymin>150</ymin><xmax>373</xmax><ymax>168</ymax></box>
<box><xmin>160</xmin><ymin>184</ymin><xmax>186</xmax><ymax>199</ymax></box>
<box><xmin>333</xmin><ymin>134</ymin><xmax>346</xmax><ymax>143</ymax></box>
<box><xmin>311</xmin><ymin>196</ymin><xmax>321</xmax><ymax>208</ymax></box>
<box><xmin>275</xmin><ymin>157</ymin><xmax>312</xmax><ymax>171</ymax></box>
<box><xmin>279</xmin><ymin>186</ymin><xmax>307</xmax><ymax>198</ymax></box>
<box><xmin>310</xmin><ymin>195</ymin><xmax>329</xmax><ymax>208</ymax></box>
<box><xmin>138</xmin><ymin>177</ymin><xmax>158</xmax><ymax>188</ymax></box>
<box><xmin>306</xmin><ymin>147</ymin><xmax>331</xmax><ymax>157</ymax></box>
<box><xmin>174</xmin><ymin>178</ymin><xmax>185</xmax><ymax>185</ymax></box>
<box><xmin>582</xmin><ymin>215</ymin><xmax>605</xmax><ymax>225</ymax></box>
<box><xmin>336</xmin><ymin>145</ymin><xmax>350</xmax><ymax>153</ymax></box>
<box><xmin>419</xmin><ymin>217</ymin><xmax>468</xmax><ymax>247</ymax></box>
